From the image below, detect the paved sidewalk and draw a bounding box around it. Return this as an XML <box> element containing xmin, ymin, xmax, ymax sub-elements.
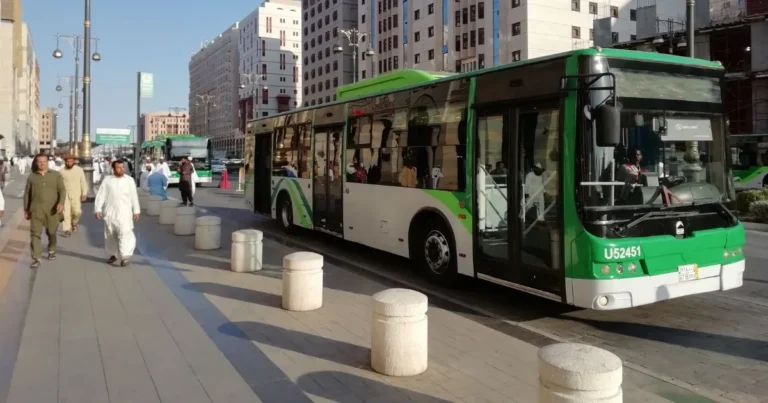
<box><xmin>0</xmin><ymin>196</ymin><xmax>717</xmax><ymax>402</ymax></box>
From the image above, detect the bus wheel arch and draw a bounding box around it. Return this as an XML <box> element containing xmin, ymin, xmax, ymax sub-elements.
<box><xmin>276</xmin><ymin>191</ymin><xmax>295</xmax><ymax>233</ymax></box>
<box><xmin>408</xmin><ymin>208</ymin><xmax>460</xmax><ymax>285</ymax></box>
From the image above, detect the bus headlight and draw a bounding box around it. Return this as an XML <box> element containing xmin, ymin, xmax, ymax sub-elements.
<box><xmin>732</xmin><ymin>247</ymin><xmax>742</xmax><ymax>257</ymax></box>
<box><xmin>601</xmin><ymin>265</ymin><xmax>610</xmax><ymax>275</ymax></box>
<box><xmin>628</xmin><ymin>262</ymin><xmax>637</xmax><ymax>273</ymax></box>
<box><xmin>616</xmin><ymin>264</ymin><xmax>624</xmax><ymax>274</ymax></box>
<box><xmin>724</xmin><ymin>250</ymin><xmax>730</xmax><ymax>259</ymax></box>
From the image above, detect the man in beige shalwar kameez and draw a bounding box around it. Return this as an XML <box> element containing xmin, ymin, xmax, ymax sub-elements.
<box><xmin>60</xmin><ymin>154</ymin><xmax>88</xmax><ymax>237</ymax></box>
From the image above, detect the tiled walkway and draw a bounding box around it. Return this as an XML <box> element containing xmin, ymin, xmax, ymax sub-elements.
<box><xmin>0</xmin><ymin>194</ymin><xmax>713</xmax><ymax>402</ymax></box>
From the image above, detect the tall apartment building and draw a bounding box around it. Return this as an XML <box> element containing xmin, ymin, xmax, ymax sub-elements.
<box><xmin>38</xmin><ymin>107</ymin><xmax>55</xmax><ymax>152</ymax></box>
<box><xmin>301</xmin><ymin>0</ymin><xmax>358</xmax><ymax>107</ymax></box>
<box><xmin>0</xmin><ymin>0</ymin><xmax>40</xmax><ymax>158</ymax></box>
<box><xmin>139</xmin><ymin>111</ymin><xmax>190</xmax><ymax>142</ymax></box>
<box><xmin>189</xmin><ymin>23</ymin><xmax>240</xmax><ymax>150</ymax></box>
<box><xmin>356</xmin><ymin>0</ymin><xmax>636</xmax><ymax>78</ymax></box>
<box><xmin>237</xmin><ymin>0</ymin><xmax>303</xmax><ymax>154</ymax></box>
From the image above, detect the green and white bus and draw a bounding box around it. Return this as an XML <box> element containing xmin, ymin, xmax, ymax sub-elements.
<box><xmin>244</xmin><ymin>47</ymin><xmax>745</xmax><ymax>310</ymax></box>
<box><xmin>729</xmin><ymin>134</ymin><xmax>768</xmax><ymax>190</ymax></box>
<box><xmin>141</xmin><ymin>134</ymin><xmax>213</xmax><ymax>185</ymax></box>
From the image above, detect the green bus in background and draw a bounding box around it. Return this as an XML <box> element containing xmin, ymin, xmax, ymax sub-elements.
<box><xmin>141</xmin><ymin>134</ymin><xmax>213</xmax><ymax>185</ymax></box>
<box><xmin>730</xmin><ymin>134</ymin><xmax>768</xmax><ymax>190</ymax></box>
<box><xmin>243</xmin><ymin>47</ymin><xmax>744</xmax><ymax>310</ymax></box>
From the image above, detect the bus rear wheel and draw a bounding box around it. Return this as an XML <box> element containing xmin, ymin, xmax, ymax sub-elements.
<box><xmin>413</xmin><ymin>217</ymin><xmax>459</xmax><ymax>286</ymax></box>
<box><xmin>277</xmin><ymin>194</ymin><xmax>295</xmax><ymax>233</ymax></box>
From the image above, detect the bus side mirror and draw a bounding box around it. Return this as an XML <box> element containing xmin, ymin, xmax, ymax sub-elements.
<box><xmin>594</xmin><ymin>104</ymin><xmax>621</xmax><ymax>147</ymax></box>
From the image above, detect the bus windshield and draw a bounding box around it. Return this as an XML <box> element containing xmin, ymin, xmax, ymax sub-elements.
<box><xmin>579</xmin><ymin>61</ymin><xmax>734</xmax><ymax>214</ymax></box>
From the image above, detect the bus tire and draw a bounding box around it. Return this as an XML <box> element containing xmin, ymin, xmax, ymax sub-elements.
<box><xmin>277</xmin><ymin>193</ymin><xmax>295</xmax><ymax>233</ymax></box>
<box><xmin>411</xmin><ymin>215</ymin><xmax>459</xmax><ymax>286</ymax></box>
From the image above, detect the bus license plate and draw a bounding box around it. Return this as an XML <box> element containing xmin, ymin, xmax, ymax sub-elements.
<box><xmin>678</xmin><ymin>264</ymin><xmax>699</xmax><ymax>282</ymax></box>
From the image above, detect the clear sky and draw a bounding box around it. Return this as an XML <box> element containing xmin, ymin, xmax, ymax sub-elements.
<box><xmin>25</xmin><ymin>0</ymin><xmax>262</xmax><ymax>142</ymax></box>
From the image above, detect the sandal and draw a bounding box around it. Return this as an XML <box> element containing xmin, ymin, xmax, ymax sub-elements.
<box><xmin>30</xmin><ymin>259</ymin><xmax>40</xmax><ymax>268</ymax></box>
<box><xmin>120</xmin><ymin>259</ymin><xmax>131</xmax><ymax>267</ymax></box>
<box><xmin>72</xmin><ymin>225</ymin><xmax>79</xmax><ymax>233</ymax></box>
<box><xmin>107</xmin><ymin>256</ymin><xmax>117</xmax><ymax>264</ymax></box>
<box><xmin>63</xmin><ymin>231</ymin><xmax>71</xmax><ymax>237</ymax></box>
<box><xmin>47</xmin><ymin>252</ymin><xmax>56</xmax><ymax>260</ymax></box>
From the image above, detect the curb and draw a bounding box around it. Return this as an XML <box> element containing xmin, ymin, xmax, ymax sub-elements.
<box><xmin>743</xmin><ymin>221</ymin><xmax>768</xmax><ymax>232</ymax></box>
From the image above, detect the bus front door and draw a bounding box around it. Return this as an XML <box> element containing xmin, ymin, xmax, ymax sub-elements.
<box><xmin>312</xmin><ymin>125</ymin><xmax>344</xmax><ymax>235</ymax></box>
<box><xmin>474</xmin><ymin>102</ymin><xmax>563</xmax><ymax>302</ymax></box>
<box><xmin>253</xmin><ymin>133</ymin><xmax>272</xmax><ymax>215</ymax></box>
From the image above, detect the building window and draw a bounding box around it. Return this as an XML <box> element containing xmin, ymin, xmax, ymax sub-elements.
<box><xmin>462</xmin><ymin>32</ymin><xmax>468</xmax><ymax>49</ymax></box>
<box><xmin>415</xmin><ymin>31</ymin><xmax>421</xmax><ymax>42</ymax></box>
<box><xmin>589</xmin><ymin>2</ymin><xmax>597</xmax><ymax>15</ymax></box>
<box><xmin>572</xmin><ymin>26</ymin><xmax>580</xmax><ymax>39</ymax></box>
<box><xmin>470</xmin><ymin>30</ymin><xmax>476</xmax><ymax>47</ymax></box>
<box><xmin>455</xmin><ymin>10</ymin><xmax>460</xmax><ymax>27</ymax></box>
<box><xmin>630</xmin><ymin>9</ymin><xmax>636</xmax><ymax>21</ymax></box>
<box><xmin>415</xmin><ymin>9</ymin><xmax>420</xmax><ymax>20</ymax></box>
<box><xmin>478</xmin><ymin>28</ymin><xmax>485</xmax><ymax>45</ymax></box>
<box><xmin>414</xmin><ymin>53</ymin><xmax>421</xmax><ymax>63</ymax></box>
<box><xmin>428</xmin><ymin>3</ymin><xmax>434</xmax><ymax>14</ymax></box>
<box><xmin>571</xmin><ymin>1</ymin><xmax>579</xmax><ymax>12</ymax></box>
<box><xmin>479</xmin><ymin>53</ymin><xmax>485</xmax><ymax>69</ymax></box>
<box><xmin>631</xmin><ymin>34</ymin><xmax>637</xmax><ymax>40</ymax></box>
<box><xmin>455</xmin><ymin>35</ymin><xmax>461</xmax><ymax>51</ymax></box>
<box><xmin>478</xmin><ymin>2</ymin><xmax>485</xmax><ymax>19</ymax></box>
<box><xmin>512</xmin><ymin>22</ymin><xmax>521</xmax><ymax>36</ymax></box>
<box><xmin>610</xmin><ymin>6</ymin><xmax>618</xmax><ymax>18</ymax></box>
<box><xmin>470</xmin><ymin>5</ymin><xmax>476</xmax><ymax>21</ymax></box>
<box><xmin>262</xmin><ymin>88</ymin><xmax>269</xmax><ymax>104</ymax></box>
<box><xmin>462</xmin><ymin>8</ymin><xmax>468</xmax><ymax>24</ymax></box>
<box><xmin>512</xmin><ymin>0</ymin><xmax>521</xmax><ymax>8</ymax></box>
<box><xmin>362</xmin><ymin>14</ymin><xmax>366</xmax><ymax>23</ymax></box>
<box><xmin>612</xmin><ymin>32</ymin><xmax>619</xmax><ymax>43</ymax></box>
<box><xmin>428</xmin><ymin>26</ymin><xmax>434</xmax><ymax>37</ymax></box>
<box><xmin>428</xmin><ymin>49</ymin><xmax>434</xmax><ymax>60</ymax></box>
<box><xmin>512</xmin><ymin>50</ymin><xmax>521</xmax><ymax>61</ymax></box>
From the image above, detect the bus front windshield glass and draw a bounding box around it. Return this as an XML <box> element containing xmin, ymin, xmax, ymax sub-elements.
<box><xmin>579</xmin><ymin>63</ymin><xmax>737</xmax><ymax>211</ymax></box>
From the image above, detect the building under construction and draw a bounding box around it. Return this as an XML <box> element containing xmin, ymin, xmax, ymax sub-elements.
<box><xmin>603</xmin><ymin>0</ymin><xmax>768</xmax><ymax>151</ymax></box>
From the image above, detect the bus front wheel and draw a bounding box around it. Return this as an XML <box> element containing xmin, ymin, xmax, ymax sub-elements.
<box><xmin>277</xmin><ymin>193</ymin><xmax>295</xmax><ymax>233</ymax></box>
<box><xmin>412</xmin><ymin>216</ymin><xmax>459</xmax><ymax>286</ymax></box>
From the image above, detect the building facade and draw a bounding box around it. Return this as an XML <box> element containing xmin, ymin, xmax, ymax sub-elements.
<box><xmin>139</xmin><ymin>111</ymin><xmax>190</xmax><ymax>142</ymax></box>
<box><xmin>189</xmin><ymin>23</ymin><xmax>241</xmax><ymax>152</ymax></box>
<box><xmin>38</xmin><ymin>107</ymin><xmax>55</xmax><ymax>152</ymax></box>
<box><xmin>356</xmin><ymin>0</ymin><xmax>636</xmax><ymax>79</ymax></box>
<box><xmin>0</xmin><ymin>0</ymin><xmax>40</xmax><ymax>158</ymax></box>
<box><xmin>238</xmin><ymin>0</ymin><xmax>302</xmax><ymax>145</ymax></box>
<box><xmin>301</xmin><ymin>0</ymin><xmax>358</xmax><ymax>107</ymax></box>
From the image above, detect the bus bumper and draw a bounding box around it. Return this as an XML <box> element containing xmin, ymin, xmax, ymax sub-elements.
<box><xmin>570</xmin><ymin>259</ymin><xmax>746</xmax><ymax>310</ymax></box>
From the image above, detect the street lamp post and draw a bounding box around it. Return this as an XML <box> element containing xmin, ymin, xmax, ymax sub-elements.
<box><xmin>195</xmin><ymin>94</ymin><xmax>216</xmax><ymax>138</ymax></box>
<box><xmin>652</xmin><ymin>19</ymin><xmax>687</xmax><ymax>54</ymax></box>
<box><xmin>53</xmin><ymin>22</ymin><xmax>101</xmax><ymax>198</ymax></box>
<box><xmin>239</xmin><ymin>74</ymin><xmax>266</xmax><ymax>158</ymax></box>
<box><xmin>333</xmin><ymin>28</ymin><xmax>375</xmax><ymax>83</ymax></box>
<box><xmin>55</xmin><ymin>76</ymin><xmax>77</xmax><ymax>152</ymax></box>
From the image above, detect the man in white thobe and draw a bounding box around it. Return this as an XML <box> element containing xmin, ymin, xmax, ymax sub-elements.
<box><xmin>94</xmin><ymin>160</ymin><xmax>140</xmax><ymax>266</ymax></box>
<box><xmin>92</xmin><ymin>158</ymin><xmax>102</xmax><ymax>185</ymax></box>
<box><xmin>157</xmin><ymin>157</ymin><xmax>171</xmax><ymax>179</ymax></box>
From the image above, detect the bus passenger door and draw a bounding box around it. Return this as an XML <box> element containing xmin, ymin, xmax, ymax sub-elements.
<box><xmin>253</xmin><ymin>133</ymin><xmax>272</xmax><ymax>215</ymax></box>
<box><xmin>312</xmin><ymin>125</ymin><xmax>344</xmax><ymax>235</ymax></box>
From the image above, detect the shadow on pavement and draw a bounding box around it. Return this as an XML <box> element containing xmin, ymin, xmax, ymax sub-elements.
<box><xmin>297</xmin><ymin>371</ymin><xmax>454</xmax><ymax>403</ymax></box>
<box><xmin>221</xmin><ymin>321</ymin><xmax>370</xmax><ymax>369</ymax></box>
<box><xmin>566</xmin><ymin>317</ymin><xmax>768</xmax><ymax>362</ymax></box>
<box><xmin>184</xmin><ymin>282</ymin><xmax>282</xmax><ymax>308</ymax></box>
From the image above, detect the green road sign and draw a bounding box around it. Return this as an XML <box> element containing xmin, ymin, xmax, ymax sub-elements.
<box><xmin>95</xmin><ymin>128</ymin><xmax>131</xmax><ymax>145</ymax></box>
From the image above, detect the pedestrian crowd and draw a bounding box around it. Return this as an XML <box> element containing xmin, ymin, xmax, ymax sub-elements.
<box><xmin>4</xmin><ymin>153</ymin><xmax>200</xmax><ymax>268</ymax></box>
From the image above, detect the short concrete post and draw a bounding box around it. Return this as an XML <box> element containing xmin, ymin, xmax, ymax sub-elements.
<box><xmin>371</xmin><ymin>288</ymin><xmax>428</xmax><ymax>377</ymax></box>
<box><xmin>146</xmin><ymin>196</ymin><xmax>163</xmax><ymax>216</ymax></box>
<box><xmin>174</xmin><ymin>206</ymin><xmax>196</xmax><ymax>235</ymax></box>
<box><xmin>195</xmin><ymin>216</ymin><xmax>222</xmax><ymax>250</ymax></box>
<box><xmin>281</xmin><ymin>252</ymin><xmax>323</xmax><ymax>311</ymax></box>
<box><xmin>159</xmin><ymin>200</ymin><xmax>178</xmax><ymax>225</ymax></box>
<box><xmin>538</xmin><ymin>343</ymin><xmax>623</xmax><ymax>403</ymax></box>
<box><xmin>230</xmin><ymin>229</ymin><xmax>263</xmax><ymax>272</ymax></box>
<box><xmin>138</xmin><ymin>192</ymin><xmax>148</xmax><ymax>210</ymax></box>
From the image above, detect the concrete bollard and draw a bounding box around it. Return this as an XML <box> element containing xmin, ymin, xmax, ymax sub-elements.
<box><xmin>139</xmin><ymin>192</ymin><xmax>148</xmax><ymax>210</ymax></box>
<box><xmin>159</xmin><ymin>200</ymin><xmax>178</xmax><ymax>225</ymax></box>
<box><xmin>538</xmin><ymin>343</ymin><xmax>623</xmax><ymax>403</ymax></box>
<box><xmin>174</xmin><ymin>206</ymin><xmax>197</xmax><ymax>235</ymax></box>
<box><xmin>146</xmin><ymin>196</ymin><xmax>163</xmax><ymax>216</ymax></box>
<box><xmin>195</xmin><ymin>216</ymin><xmax>222</xmax><ymax>250</ymax></box>
<box><xmin>230</xmin><ymin>229</ymin><xmax>263</xmax><ymax>272</ymax></box>
<box><xmin>281</xmin><ymin>252</ymin><xmax>323</xmax><ymax>311</ymax></box>
<box><xmin>371</xmin><ymin>288</ymin><xmax>428</xmax><ymax>377</ymax></box>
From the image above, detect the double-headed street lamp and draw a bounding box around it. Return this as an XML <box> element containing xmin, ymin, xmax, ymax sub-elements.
<box><xmin>195</xmin><ymin>94</ymin><xmax>216</xmax><ymax>138</ymax></box>
<box><xmin>55</xmin><ymin>76</ymin><xmax>78</xmax><ymax>153</ymax></box>
<box><xmin>53</xmin><ymin>0</ymin><xmax>100</xmax><ymax>199</ymax></box>
<box><xmin>333</xmin><ymin>28</ymin><xmax>375</xmax><ymax>83</ymax></box>
<box><xmin>239</xmin><ymin>73</ymin><xmax>267</xmax><ymax>121</ymax></box>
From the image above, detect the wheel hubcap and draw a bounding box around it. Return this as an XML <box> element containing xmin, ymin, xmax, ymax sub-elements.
<box><xmin>424</xmin><ymin>230</ymin><xmax>450</xmax><ymax>274</ymax></box>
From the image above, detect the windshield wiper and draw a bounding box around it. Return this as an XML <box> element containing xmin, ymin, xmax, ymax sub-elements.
<box><xmin>611</xmin><ymin>210</ymin><xmax>699</xmax><ymax>237</ymax></box>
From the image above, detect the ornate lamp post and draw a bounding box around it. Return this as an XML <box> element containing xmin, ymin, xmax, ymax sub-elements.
<box><xmin>333</xmin><ymin>28</ymin><xmax>375</xmax><ymax>83</ymax></box>
<box><xmin>194</xmin><ymin>94</ymin><xmax>216</xmax><ymax>138</ymax></box>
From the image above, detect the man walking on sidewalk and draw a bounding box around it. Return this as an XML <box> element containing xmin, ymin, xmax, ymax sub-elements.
<box><xmin>0</xmin><ymin>159</ymin><xmax>9</xmax><ymax>190</ymax></box>
<box><xmin>60</xmin><ymin>154</ymin><xmax>88</xmax><ymax>237</ymax></box>
<box><xmin>178</xmin><ymin>157</ymin><xmax>194</xmax><ymax>206</ymax></box>
<box><xmin>24</xmin><ymin>154</ymin><xmax>65</xmax><ymax>268</ymax></box>
<box><xmin>94</xmin><ymin>160</ymin><xmax>140</xmax><ymax>267</ymax></box>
